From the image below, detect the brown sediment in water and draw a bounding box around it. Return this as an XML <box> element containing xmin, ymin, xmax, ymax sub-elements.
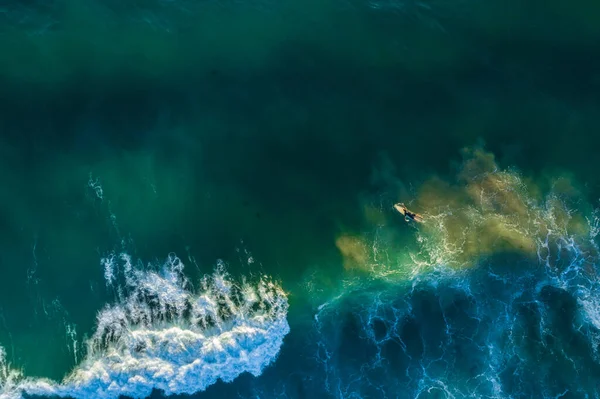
<box><xmin>335</xmin><ymin>234</ymin><xmax>370</xmax><ymax>271</ymax></box>
<box><xmin>347</xmin><ymin>148</ymin><xmax>595</xmax><ymax>271</ymax></box>
<box><xmin>414</xmin><ymin>148</ymin><xmax>595</xmax><ymax>267</ymax></box>
<box><xmin>334</xmin><ymin>148</ymin><xmax>596</xmax><ymax>273</ymax></box>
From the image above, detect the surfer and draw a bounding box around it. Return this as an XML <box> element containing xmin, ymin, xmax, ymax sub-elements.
<box><xmin>394</xmin><ymin>203</ymin><xmax>424</xmax><ymax>223</ymax></box>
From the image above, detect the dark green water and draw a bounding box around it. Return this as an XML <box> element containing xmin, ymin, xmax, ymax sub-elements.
<box><xmin>1</xmin><ymin>1</ymin><xmax>600</xmax><ymax>398</ymax></box>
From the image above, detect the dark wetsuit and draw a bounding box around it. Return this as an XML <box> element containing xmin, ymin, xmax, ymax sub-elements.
<box><xmin>396</xmin><ymin>203</ymin><xmax>423</xmax><ymax>222</ymax></box>
<box><xmin>403</xmin><ymin>206</ymin><xmax>423</xmax><ymax>222</ymax></box>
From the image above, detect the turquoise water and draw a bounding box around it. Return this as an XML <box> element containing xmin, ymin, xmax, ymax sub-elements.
<box><xmin>1</xmin><ymin>1</ymin><xmax>600</xmax><ymax>398</ymax></box>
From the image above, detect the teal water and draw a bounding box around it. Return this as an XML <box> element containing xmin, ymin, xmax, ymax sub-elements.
<box><xmin>1</xmin><ymin>1</ymin><xmax>600</xmax><ymax>398</ymax></box>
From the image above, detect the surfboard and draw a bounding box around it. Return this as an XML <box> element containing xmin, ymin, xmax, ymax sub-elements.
<box><xmin>393</xmin><ymin>203</ymin><xmax>407</xmax><ymax>216</ymax></box>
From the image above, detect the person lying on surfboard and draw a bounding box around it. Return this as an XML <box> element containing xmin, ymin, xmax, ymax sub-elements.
<box><xmin>394</xmin><ymin>203</ymin><xmax>424</xmax><ymax>223</ymax></box>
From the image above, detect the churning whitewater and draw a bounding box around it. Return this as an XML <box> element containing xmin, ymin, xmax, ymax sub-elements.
<box><xmin>0</xmin><ymin>254</ymin><xmax>289</xmax><ymax>399</ymax></box>
<box><xmin>312</xmin><ymin>151</ymin><xmax>600</xmax><ymax>399</ymax></box>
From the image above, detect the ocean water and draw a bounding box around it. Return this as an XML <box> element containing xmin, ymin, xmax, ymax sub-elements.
<box><xmin>1</xmin><ymin>0</ymin><xmax>600</xmax><ymax>398</ymax></box>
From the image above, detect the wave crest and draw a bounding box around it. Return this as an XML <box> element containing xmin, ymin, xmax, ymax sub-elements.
<box><xmin>1</xmin><ymin>254</ymin><xmax>289</xmax><ymax>399</ymax></box>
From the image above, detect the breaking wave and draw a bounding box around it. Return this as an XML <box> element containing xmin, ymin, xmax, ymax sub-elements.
<box><xmin>0</xmin><ymin>254</ymin><xmax>289</xmax><ymax>399</ymax></box>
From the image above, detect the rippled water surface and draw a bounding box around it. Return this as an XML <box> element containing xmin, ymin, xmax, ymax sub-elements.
<box><xmin>1</xmin><ymin>1</ymin><xmax>600</xmax><ymax>398</ymax></box>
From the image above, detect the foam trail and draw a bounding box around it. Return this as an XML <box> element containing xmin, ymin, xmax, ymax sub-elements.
<box><xmin>317</xmin><ymin>150</ymin><xmax>600</xmax><ymax>398</ymax></box>
<box><xmin>0</xmin><ymin>347</ymin><xmax>22</xmax><ymax>399</ymax></box>
<box><xmin>1</xmin><ymin>254</ymin><xmax>289</xmax><ymax>399</ymax></box>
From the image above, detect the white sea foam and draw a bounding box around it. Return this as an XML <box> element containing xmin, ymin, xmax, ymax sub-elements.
<box><xmin>0</xmin><ymin>254</ymin><xmax>289</xmax><ymax>399</ymax></box>
<box><xmin>314</xmin><ymin>153</ymin><xmax>600</xmax><ymax>398</ymax></box>
<box><xmin>0</xmin><ymin>347</ymin><xmax>22</xmax><ymax>399</ymax></box>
